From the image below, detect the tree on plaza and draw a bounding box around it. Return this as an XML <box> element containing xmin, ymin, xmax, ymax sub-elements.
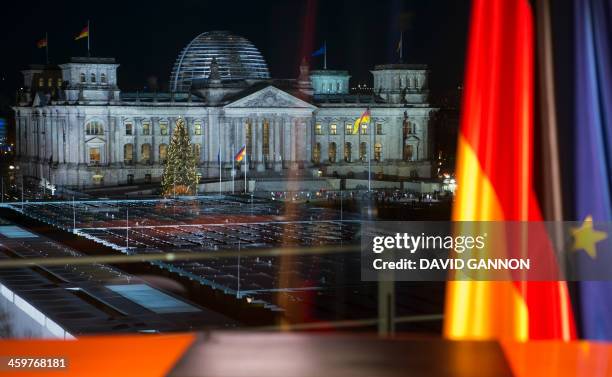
<box><xmin>161</xmin><ymin>117</ymin><xmax>198</xmax><ymax>196</ymax></box>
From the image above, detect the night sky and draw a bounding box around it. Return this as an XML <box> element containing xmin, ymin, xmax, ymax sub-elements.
<box><xmin>0</xmin><ymin>0</ymin><xmax>469</xmax><ymax>96</ymax></box>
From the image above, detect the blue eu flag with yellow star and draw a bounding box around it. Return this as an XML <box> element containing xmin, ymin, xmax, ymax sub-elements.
<box><xmin>573</xmin><ymin>0</ymin><xmax>612</xmax><ymax>340</ymax></box>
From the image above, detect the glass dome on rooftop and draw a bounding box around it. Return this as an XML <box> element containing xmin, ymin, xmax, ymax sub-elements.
<box><xmin>170</xmin><ymin>31</ymin><xmax>270</xmax><ymax>92</ymax></box>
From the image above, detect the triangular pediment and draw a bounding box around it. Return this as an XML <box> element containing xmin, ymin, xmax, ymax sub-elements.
<box><xmin>86</xmin><ymin>136</ymin><xmax>106</xmax><ymax>144</ymax></box>
<box><xmin>225</xmin><ymin>86</ymin><xmax>315</xmax><ymax>109</ymax></box>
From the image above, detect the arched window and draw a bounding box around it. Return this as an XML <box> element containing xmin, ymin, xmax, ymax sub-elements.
<box><xmin>375</xmin><ymin>143</ymin><xmax>382</xmax><ymax>162</ymax></box>
<box><xmin>141</xmin><ymin>144</ymin><xmax>151</xmax><ymax>163</ymax></box>
<box><xmin>85</xmin><ymin>121</ymin><xmax>104</xmax><ymax>136</ymax></box>
<box><xmin>192</xmin><ymin>143</ymin><xmax>201</xmax><ymax>160</ymax></box>
<box><xmin>359</xmin><ymin>142</ymin><xmax>367</xmax><ymax>162</ymax></box>
<box><xmin>312</xmin><ymin>143</ymin><xmax>321</xmax><ymax>163</ymax></box>
<box><xmin>124</xmin><ymin>144</ymin><xmax>134</xmax><ymax>164</ymax></box>
<box><xmin>344</xmin><ymin>142</ymin><xmax>352</xmax><ymax>162</ymax></box>
<box><xmin>80</xmin><ymin>73</ymin><xmax>86</xmax><ymax>83</ymax></box>
<box><xmin>328</xmin><ymin>142</ymin><xmax>337</xmax><ymax>163</ymax></box>
<box><xmin>91</xmin><ymin>73</ymin><xmax>96</xmax><ymax>83</ymax></box>
<box><xmin>193</xmin><ymin>122</ymin><xmax>202</xmax><ymax>135</ymax></box>
<box><xmin>100</xmin><ymin>73</ymin><xmax>107</xmax><ymax>84</ymax></box>
<box><xmin>159</xmin><ymin>144</ymin><xmax>168</xmax><ymax>162</ymax></box>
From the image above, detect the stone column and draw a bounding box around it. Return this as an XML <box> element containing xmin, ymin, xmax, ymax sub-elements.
<box><xmin>52</xmin><ymin>114</ymin><xmax>59</xmax><ymax>164</ymax></box>
<box><xmin>105</xmin><ymin>114</ymin><xmax>112</xmax><ymax>165</ymax></box>
<box><xmin>151</xmin><ymin>117</ymin><xmax>159</xmax><ymax>164</ymax></box>
<box><xmin>255</xmin><ymin>117</ymin><xmax>264</xmax><ymax>172</ymax></box>
<box><xmin>223</xmin><ymin>118</ymin><xmax>230</xmax><ymax>166</ymax></box>
<box><xmin>273</xmin><ymin>116</ymin><xmax>281</xmax><ymax>172</ymax></box>
<box><xmin>77</xmin><ymin>112</ymin><xmax>85</xmax><ymax>165</ymax></box>
<box><xmin>398</xmin><ymin>116</ymin><xmax>404</xmax><ymax>162</ymax></box>
<box><xmin>241</xmin><ymin>117</ymin><xmax>248</xmax><ymax>173</ymax></box>
<box><xmin>289</xmin><ymin>118</ymin><xmax>297</xmax><ymax>170</ymax></box>
<box><xmin>36</xmin><ymin>114</ymin><xmax>42</xmax><ymax>162</ymax></box>
<box><xmin>58</xmin><ymin>116</ymin><xmax>64</xmax><ymax>164</ymax></box>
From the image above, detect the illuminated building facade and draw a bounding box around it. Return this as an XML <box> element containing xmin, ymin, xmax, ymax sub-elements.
<box><xmin>13</xmin><ymin>31</ymin><xmax>436</xmax><ymax>187</ymax></box>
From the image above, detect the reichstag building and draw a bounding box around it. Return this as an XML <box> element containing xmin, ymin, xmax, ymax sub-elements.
<box><xmin>14</xmin><ymin>31</ymin><xmax>437</xmax><ymax>187</ymax></box>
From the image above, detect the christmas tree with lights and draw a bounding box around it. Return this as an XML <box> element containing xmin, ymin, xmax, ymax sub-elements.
<box><xmin>161</xmin><ymin>117</ymin><xmax>198</xmax><ymax>196</ymax></box>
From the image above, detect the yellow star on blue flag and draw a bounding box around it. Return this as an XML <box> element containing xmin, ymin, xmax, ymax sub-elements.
<box><xmin>571</xmin><ymin>215</ymin><xmax>608</xmax><ymax>259</ymax></box>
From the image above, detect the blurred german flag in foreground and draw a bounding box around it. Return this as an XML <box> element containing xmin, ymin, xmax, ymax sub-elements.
<box><xmin>445</xmin><ymin>0</ymin><xmax>611</xmax><ymax>343</ymax></box>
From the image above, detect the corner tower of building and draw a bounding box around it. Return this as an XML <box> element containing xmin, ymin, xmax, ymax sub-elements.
<box><xmin>310</xmin><ymin>70</ymin><xmax>350</xmax><ymax>95</ymax></box>
<box><xmin>371</xmin><ymin>64</ymin><xmax>429</xmax><ymax>104</ymax></box>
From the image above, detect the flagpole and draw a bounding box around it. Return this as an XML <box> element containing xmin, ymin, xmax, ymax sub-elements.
<box><xmin>368</xmin><ymin>118</ymin><xmax>372</xmax><ymax>192</ymax></box>
<box><xmin>244</xmin><ymin>144</ymin><xmax>248</xmax><ymax>193</ymax></box>
<box><xmin>218</xmin><ymin>125</ymin><xmax>222</xmax><ymax>196</ymax></box>
<box><xmin>400</xmin><ymin>31</ymin><xmax>403</xmax><ymax>62</ymax></box>
<box><xmin>45</xmin><ymin>32</ymin><xmax>49</xmax><ymax>64</ymax></box>
<box><xmin>324</xmin><ymin>40</ymin><xmax>327</xmax><ymax>70</ymax></box>
<box><xmin>232</xmin><ymin>143</ymin><xmax>235</xmax><ymax>194</ymax></box>
<box><xmin>87</xmin><ymin>20</ymin><xmax>90</xmax><ymax>57</ymax></box>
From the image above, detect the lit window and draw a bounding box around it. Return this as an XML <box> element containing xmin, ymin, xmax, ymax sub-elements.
<box><xmin>329</xmin><ymin>124</ymin><xmax>337</xmax><ymax>135</ymax></box>
<box><xmin>328</xmin><ymin>142</ymin><xmax>337</xmax><ymax>163</ymax></box>
<box><xmin>376</xmin><ymin>124</ymin><xmax>383</xmax><ymax>135</ymax></box>
<box><xmin>89</xmin><ymin>147</ymin><xmax>101</xmax><ymax>165</ymax></box>
<box><xmin>38</xmin><ymin>78</ymin><xmax>44</xmax><ymax>87</ymax></box>
<box><xmin>345</xmin><ymin>123</ymin><xmax>353</xmax><ymax>135</ymax></box>
<box><xmin>192</xmin><ymin>143</ymin><xmax>201</xmax><ymax>159</ymax></box>
<box><xmin>315</xmin><ymin>124</ymin><xmax>322</xmax><ymax>135</ymax></box>
<box><xmin>160</xmin><ymin>122</ymin><xmax>168</xmax><ymax>135</ymax></box>
<box><xmin>57</xmin><ymin>78</ymin><xmax>63</xmax><ymax>87</ymax></box>
<box><xmin>361</xmin><ymin>123</ymin><xmax>368</xmax><ymax>135</ymax></box>
<box><xmin>80</xmin><ymin>73</ymin><xmax>86</xmax><ymax>83</ymax></box>
<box><xmin>124</xmin><ymin>144</ymin><xmax>134</xmax><ymax>164</ymax></box>
<box><xmin>159</xmin><ymin>144</ymin><xmax>168</xmax><ymax>162</ymax></box>
<box><xmin>344</xmin><ymin>142</ymin><xmax>352</xmax><ymax>162</ymax></box>
<box><xmin>100</xmin><ymin>73</ymin><xmax>107</xmax><ymax>84</ymax></box>
<box><xmin>47</xmin><ymin>78</ymin><xmax>53</xmax><ymax>87</ymax></box>
<box><xmin>360</xmin><ymin>142</ymin><xmax>367</xmax><ymax>162</ymax></box>
<box><xmin>375</xmin><ymin>143</ymin><xmax>382</xmax><ymax>162</ymax></box>
<box><xmin>312</xmin><ymin>143</ymin><xmax>321</xmax><ymax>163</ymax></box>
<box><xmin>142</xmin><ymin>122</ymin><xmax>151</xmax><ymax>135</ymax></box>
<box><xmin>141</xmin><ymin>144</ymin><xmax>151</xmax><ymax>163</ymax></box>
<box><xmin>194</xmin><ymin>122</ymin><xmax>202</xmax><ymax>135</ymax></box>
<box><xmin>125</xmin><ymin>123</ymin><xmax>133</xmax><ymax>136</ymax></box>
<box><xmin>85</xmin><ymin>121</ymin><xmax>104</xmax><ymax>136</ymax></box>
<box><xmin>403</xmin><ymin>144</ymin><xmax>413</xmax><ymax>161</ymax></box>
<box><xmin>91</xmin><ymin>73</ymin><xmax>96</xmax><ymax>83</ymax></box>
